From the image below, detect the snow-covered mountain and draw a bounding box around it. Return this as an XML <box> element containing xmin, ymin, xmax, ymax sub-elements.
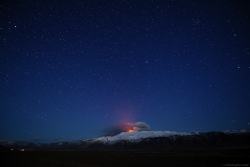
<box><xmin>1</xmin><ymin>130</ymin><xmax>250</xmax><ymax>151</ymax></box>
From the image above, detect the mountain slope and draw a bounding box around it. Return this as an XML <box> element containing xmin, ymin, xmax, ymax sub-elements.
<box><xmin>1</xmin><ymin>130</ymin><xmax>250</xmax><ymax>151</ymax></box>
<box><xmin>84</xmin><ymin>131</ymin><xmax>250</xmax><ymax>151</ymax></box>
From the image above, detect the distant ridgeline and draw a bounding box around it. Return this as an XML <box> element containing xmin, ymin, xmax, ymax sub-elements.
<box><xmin>1</xmin><ymin>130</ymin><xmax>250</xmax><ymax>151</ymax></box>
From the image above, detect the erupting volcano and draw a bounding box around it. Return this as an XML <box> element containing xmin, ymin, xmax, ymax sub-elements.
<box><xmin>105</xmin><ymin>122</ymin><xmax>151</xmax><ymax>134</ymax></box>
<box><xmin>128</xmin><ymin>127</ymin><xmax>136</xmax><ymax>132</ymax></box>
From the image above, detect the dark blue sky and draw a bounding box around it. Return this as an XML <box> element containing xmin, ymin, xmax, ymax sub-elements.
<box><xmin>1</xmin><ymin>0</ymin><xmax>250</xmax><ymax>143</ymax></box>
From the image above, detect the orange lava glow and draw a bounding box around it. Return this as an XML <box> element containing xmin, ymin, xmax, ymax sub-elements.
<box><xmin>128</xmin><ymin>127</ymin><xmax>136</xmax><ymax>132</ymax></box>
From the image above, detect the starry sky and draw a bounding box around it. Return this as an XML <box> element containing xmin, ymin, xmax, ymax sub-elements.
<box><xmin>1</xmin><ymin>0</ymin><xmax>250</xmax><ymax>143</ymax></box>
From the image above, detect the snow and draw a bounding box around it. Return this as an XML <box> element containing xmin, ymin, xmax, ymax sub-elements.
<box><xmin>92</xmin><ymin>131</ymin><xmax>191</xmax><ymax>144</ymax></box>
<box><xmin>223</xmin><ymin>129</ymin><xmax>250</xmax><ymax>134</ymax></box>
<box><xmin>90</xmin><ymin>129</ymin><xmax>250</xmax><ymax>145</ymax></box>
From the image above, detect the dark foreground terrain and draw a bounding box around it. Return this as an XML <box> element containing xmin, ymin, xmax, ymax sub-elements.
<box><xmin>1</xmin><ymin>149</ymin><xmax>250</xmax><ymax>167</ymax></box>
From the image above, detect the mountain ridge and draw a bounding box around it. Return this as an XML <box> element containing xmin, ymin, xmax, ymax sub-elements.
<box><xmin>1</xmin><ymin>130</ymin><xmax>250</xmax><ymax>151</ymax></box>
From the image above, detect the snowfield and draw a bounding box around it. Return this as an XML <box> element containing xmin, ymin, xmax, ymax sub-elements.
<box><xmin>87</xmin><ymin>129</ymin><xmax>250</xmax><ymax>145</ymax></box>
<box><xmin>92</xmin><ymin>131</ymin><xmax>192</xmax><ymax>144</ymax></box>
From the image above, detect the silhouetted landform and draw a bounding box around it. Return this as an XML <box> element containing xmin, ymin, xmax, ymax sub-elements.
<box><xmin>0</xmin><ymin>145</ymin><xmax>11</xmax><ymax>151</ymax></box>
<box><xmin>1</xmin><ymin>131</ymin><xmax>250</xmax><ymax>151</ymax></box>
<box><xmin>1</xmin><ymin>149</ymin><xmax>250</xmax><ymax>167</ymax></box>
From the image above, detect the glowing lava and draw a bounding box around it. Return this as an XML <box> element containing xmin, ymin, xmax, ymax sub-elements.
<box><xmin>128</xmin><ymin>127</ymin><xmax>136</xmax><ymax>132</ymax></box>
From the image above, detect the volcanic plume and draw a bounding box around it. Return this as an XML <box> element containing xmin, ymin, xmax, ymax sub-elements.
<box><xmin>104</xmin><ymin>122</ymin><xmax>151</xmax><ymax>134</ymax></box>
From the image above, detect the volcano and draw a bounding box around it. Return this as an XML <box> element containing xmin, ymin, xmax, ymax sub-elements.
<box><xmin>1</xmin><ymin>130</ymin><xmax>250</xmax><ymax>151</ymax></box>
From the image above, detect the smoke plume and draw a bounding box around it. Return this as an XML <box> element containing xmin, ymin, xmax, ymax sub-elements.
<box><xmin>104</xmin><ymin>122</ymin><xmax>151</xmax><ymax>134</ymax></box>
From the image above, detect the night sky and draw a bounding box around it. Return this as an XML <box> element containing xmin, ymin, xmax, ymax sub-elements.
<box><xmin>1</xmin><ymin>0</ymin><xmax>250</xmax><ymax>143</ymax></box>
